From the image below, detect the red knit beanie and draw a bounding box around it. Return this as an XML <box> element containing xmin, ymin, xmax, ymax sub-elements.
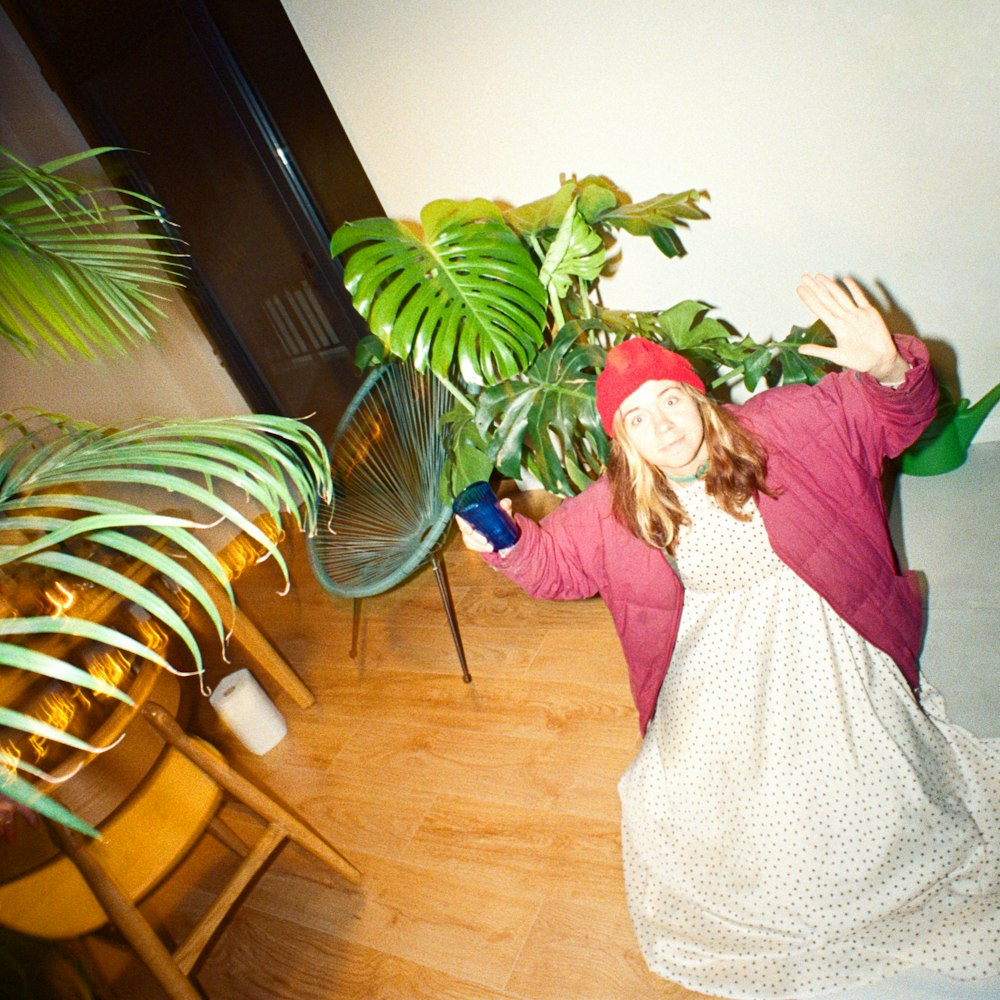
<box><xmin>596</xmin><ymin>338</ymin><xmax>705</xmax><ymax>436</ymax></box>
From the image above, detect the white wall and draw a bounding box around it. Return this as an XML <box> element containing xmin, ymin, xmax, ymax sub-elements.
<box><xmin>282</xmin><ymin>0</ymin><xmax>1000</xmax><ymax>440</ymax></box>
<box><xmin>0</xmin><ymin>5</ymin><xmax>248</xmax><ymax>424</ymax></box>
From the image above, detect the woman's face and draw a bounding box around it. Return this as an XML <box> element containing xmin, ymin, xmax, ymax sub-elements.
<box><xmin>618</xmin><ymin>379</ymin><xmax>707</xmax><ymax>478</ymax></box>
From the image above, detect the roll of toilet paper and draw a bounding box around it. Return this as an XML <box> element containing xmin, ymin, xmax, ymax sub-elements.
<box><xmin>209</xmin><ymin>668</ymin><xmax>287</xmax><ymax>755</ymax></box>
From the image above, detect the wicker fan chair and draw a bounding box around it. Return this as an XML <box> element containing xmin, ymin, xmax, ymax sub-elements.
<box><xmin>307</xmin><ymin>362</ymin><xmax>471</xmax><ymax>681</ymax></box>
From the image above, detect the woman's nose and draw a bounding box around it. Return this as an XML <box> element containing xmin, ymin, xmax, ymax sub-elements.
<box><xmin>652</xmin><ymin>410</ymin><xmax>673</xmax><ymax>432</ymax></box>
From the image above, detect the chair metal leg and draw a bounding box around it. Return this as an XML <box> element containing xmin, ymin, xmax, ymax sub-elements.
<box><xmin>429</xmin><ymin>551</ymin><xmax>472</xmax><ymax>683</ymax></box>
<box><xmin>350</xmin><ymin>597</ymin><xmax>362</xmax><ymax>658</ymax></box>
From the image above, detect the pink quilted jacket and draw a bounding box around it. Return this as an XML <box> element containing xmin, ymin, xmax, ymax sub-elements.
<box><xmin>485</xmin><ymin>336</ymin><xmax>938</xmax><ymax>734</ymax></box>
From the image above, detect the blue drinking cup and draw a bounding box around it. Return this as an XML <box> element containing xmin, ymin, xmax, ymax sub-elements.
<box><xmin>452</xmin><ymin>481</ymin><xmax>521</xmax><ymax>551</ymax></box>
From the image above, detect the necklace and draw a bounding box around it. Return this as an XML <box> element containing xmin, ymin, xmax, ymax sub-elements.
<box><xmin>667</xmin><ymin>460</ymin><xmax>709</xmax><ymax>484</ymax></box>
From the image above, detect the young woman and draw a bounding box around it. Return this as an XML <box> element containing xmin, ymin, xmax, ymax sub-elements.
<box><xmin>457</xmin><ymin>274</ymin><xmax>999</xmax><ymax>999</ymax></box>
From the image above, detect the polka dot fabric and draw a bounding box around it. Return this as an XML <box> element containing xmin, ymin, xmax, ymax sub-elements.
<box><xmin>618</xmin><ymin>482</ymin><xmax>1000</xmax><ymax>999</ymax></box>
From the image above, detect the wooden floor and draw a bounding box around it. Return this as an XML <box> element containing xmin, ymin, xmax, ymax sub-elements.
<box><xmin>86</xmin><ymin>490</ymin><xmax>719</xmax><ymax>1000</ymax></box>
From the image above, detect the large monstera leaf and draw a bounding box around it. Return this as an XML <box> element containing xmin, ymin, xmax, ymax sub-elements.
<box><xmin>476</xmin><ymin>324</ymin><xmax>608</xmax><ymax>496</ymax></box>
<box><xmin>330</xmin><ymin>199</ymin><xmax>547</xmax><ymax>387</ymax></box>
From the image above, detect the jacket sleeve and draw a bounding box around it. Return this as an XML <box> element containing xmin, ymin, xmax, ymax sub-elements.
<box><xmin>481</xmin><ymin>484</ymin><xmax>606</xmax><ymax>601</ymax></box>
<box><xmin>741</xmin><ymin>334</ymin><xmax>938</xmax><ymax>476</ymax></box>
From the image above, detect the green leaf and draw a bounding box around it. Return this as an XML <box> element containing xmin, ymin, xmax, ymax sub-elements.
<box><xmin>651</xmin><ymin>227</ymin><xmax>685</xmax><ymax>258</ymax></box>
<box><xmin>331</xmin><ymin>201</ymin><xmax>547</xmax><ymax>386</ymax></box>
<box><xmin>739</xmin><ymin>345</ymin><xmax>775</xmax><ymax>392</ymax></box>
<box><xmin>773</xmin><ymin>347</ymin><xmax>820</xmax><ymax>385</ymax></box>
<box><xmin>594</xmin><ymin>307</ymin><xmax>659</xmax><ymax>341</ymax></box>
<box><xmin>655</xmin><ymin>300</ymin><xmax>711</xmax><ymax>349</ymax></box>
<box><xmin>503</xmin><ymin>181</ymin><xmax>577</xmax><ymax>237</ymax></box>
<box><xmin>354</xmin><ymin>334</ymin><xmax>386</xmax><ymax>369</ymax></box>
<box><xmin>0</xmin><ymin>411</ymin><xmax>333</xmax><ymax>838</ymax></box>
<box><xmin>476</xmin><ymin>323</ymin><xmax>608</xmax><ymax>496</ymax></box>
<box><xmin>26</xmin><ymin>549</ymin><xmax>209</xmax><ymax>675</ymax></box>
<box><xmin>593</xmin><ymin>189</ymin><xmax>710</xmax><ymax>258</ymax></box>
<box><xmin>767</xmin><ymin>323</ymin><xmax>832</xmax><ymax>386</ymax></box>
<box><xmin>0</xmin><ymin>413</ymin><xmax>332</xmax><ymax>557</ymax></box>
<box><xmin>0</xmin><ymin>706</ymin><xmax>111</xmax><ymax>753</ymax></box>
<box><xmin>440</xmin><ymin>405</ymin><xmax>494</xmax><ymax>496</ymax></box>
<box><xmin>0</xmin><ymin>493</ymin><xmax>237</xmax><ymax>611</ymax></box>
<box><xmin>0</xmin><ymin>642</ymin><xmax>133</xmax><ymax>701</ymax></box>
<box><xmin>537</xmin><ymin>199</ymin><xmax>606</xmax><ymax>300</ymax></box>
<box><xmin>505</xmin><ymin>175</ymin><xmax>628</xmax><ymax>238</ymax></box>
<box><xmin>0</xmin><ymin>512</ymin><xmax>203</xmax><ymax>567</ymax></box>
<box><xmin>0</xmin><ymin>144</ymin><xmax>188</xmax><ymax>359</ymax></box>
<box><xmin>0</xmin><ymin>771</ymin><xmax>100</xmax><ymax>839</ymax></box>
<box><xmin>88</xmin><ymin>528</ymin><xmax>230</xmax><ymax>645</ymax></box>
<box><xmin>576</xmin><ymin>181</ymin><xmax>620</xmax><ymax>223</ymax></box>
<box><xmin>0</xmin><ymin>616</ymin><xmax>173</xmax><ymax>670</ymax></box>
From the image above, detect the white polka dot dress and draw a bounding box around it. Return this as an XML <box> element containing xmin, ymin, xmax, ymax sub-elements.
<box><xmin>618</xmin><ymin>481</ymin><xmax>1000</xmax><ymax>999</ymax></box>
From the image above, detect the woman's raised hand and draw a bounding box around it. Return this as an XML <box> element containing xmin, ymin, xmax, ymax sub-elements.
<box><xmin>455</xmin><ymin>498</ymin><xmax>515</xmax><ymax>553</ymax></box>
<box><xmin>796</xmin><ymin>274</ymin><xmax>909</xmax><ymax>384</ymax></box>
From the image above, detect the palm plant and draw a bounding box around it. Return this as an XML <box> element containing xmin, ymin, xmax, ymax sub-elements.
<box><xmin>330</xmin><ymin>174</ymin><xmax>832</xmax><ymax>497</ymax></box>
<box><xmin>0</xmin><ymin>145</ymin><xmax>332</xmax><ymax>836</ymax></box>
<box><xmin>0</xmin><ymin>145</ymin><xmax>187</xmax><ymax>358</ymax></box>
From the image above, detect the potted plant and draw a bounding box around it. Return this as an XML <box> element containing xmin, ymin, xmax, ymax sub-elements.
<box><xmin>0</xmin><ymin>145</ymin><xmax>332</xmax><ymax>837</ymax></box>
<box><xmin>328</xmin><ymin>173</ymin><xmax>832</xmax><ymax>498</ymax></box>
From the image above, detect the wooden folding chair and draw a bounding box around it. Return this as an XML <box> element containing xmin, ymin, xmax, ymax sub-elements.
<box><xmin>0</xmin><ymin>701</ymin><xmax>359</xmax><ymax>1000</ymax></box>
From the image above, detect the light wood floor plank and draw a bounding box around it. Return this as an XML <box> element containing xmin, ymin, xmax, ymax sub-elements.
<box><xmin>197</xmin><ymin>908</ymin><xmax>521</xmax><ymax>1000</ymax></box>
<box><xmin>402</xmin><ymin>794</ymin><xmax>625</xmax><ymax>909</ymax></box>
<box><xmin>156</xmin><ymin>827</ymin><xmax>541</xmax><ymax>994</ymax></box>
<box><xmin>346</xmin><ymin>619</ymin><xmax>547</xmax><ymax>679</ymax></box>
<box><xmin>507</xmin><ymin>896</ymin><xmax>722</xmax><ymax>1000</ymax></box>
<box><xmin>142</xmin><ymin>888</ymin><xmax>522</xmax><ymax>1000</ymax></box>
<box><xmin>300</xmin><ymin>669</ymin><xmax>640</xmax><ymax>748</ymax></box>
<box><xmin>526</xmin><ymin>626</ymin><xmax>632</xmax><ymax>689</ymax></box>
<box><xmin>331</xmin><ymin>719</ymin><xmax>632</xmax><ymax>819</ymax></box>
<box><xmin>234</xmin><ymin>850</ymin><xmax>542</xmax><ymax>992</ymax></box>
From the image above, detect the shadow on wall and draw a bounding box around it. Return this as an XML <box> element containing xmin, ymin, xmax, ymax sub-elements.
<box><xmin>865</xmin><ymin>279</ymin><xmax>959</xmax><ymax>397</ymax></box>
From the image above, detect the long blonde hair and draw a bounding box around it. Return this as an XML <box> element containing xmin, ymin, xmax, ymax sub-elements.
<box><xmin>607</xmin><ymin>385</ymin><xmax>775</xmax><ymax>554</ymax></box>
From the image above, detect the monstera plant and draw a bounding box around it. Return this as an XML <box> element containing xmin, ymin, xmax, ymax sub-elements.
<box><xmin>329</xmin><ymin>174</ymin><xmax>831</xmax><ymax>497</ymax></box>
<box><xmin>0</xmin><ymin>145</ymin><xmax>331</xmax><ymax>836</ymax></box>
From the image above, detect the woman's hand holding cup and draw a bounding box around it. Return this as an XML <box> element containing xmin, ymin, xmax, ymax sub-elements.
<box><xmin>456</xmin><ymin>497</ymin><xmax>515</xmax><ymax>552</ymax></box>
<box><xmin>453</xmin><ymin>482</ymin><xmax>520</xmax><ymax>554</ymax></box>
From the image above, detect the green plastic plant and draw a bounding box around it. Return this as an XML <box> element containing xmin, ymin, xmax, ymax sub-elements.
<box><xmin>0</xmin><ymin>145</ymin><xmax>331</xmax><ymax>836</ymax></box>
<box><xmin>331</xmin><ymin>174</ymin><xmax>832</xmax><ymax>497</ymax></box>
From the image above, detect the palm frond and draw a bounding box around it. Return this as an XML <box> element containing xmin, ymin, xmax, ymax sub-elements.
<box><xmin>0</xmin><ymin>411</ymin><xmax>332</xmax><ymax>827</ymax></box>
<box><xmin>0</xmin><ymin>145</ymin><xmax>188</xmax><ymax>359</ymax></box>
